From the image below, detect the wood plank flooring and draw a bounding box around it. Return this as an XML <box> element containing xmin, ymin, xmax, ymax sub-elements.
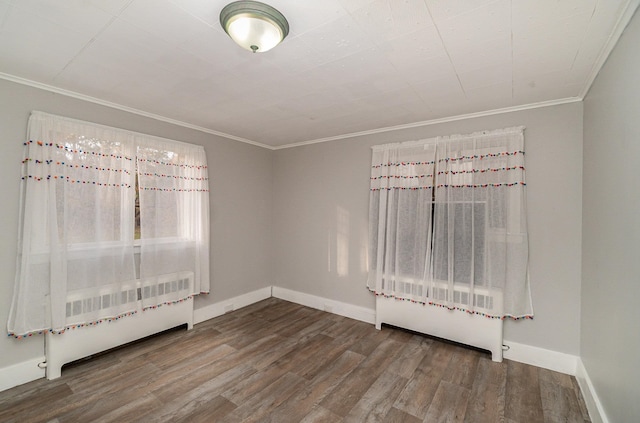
<box><xmin>0</xmin><ymin>298</ymin><xmax>591</xmax><ymax>423</ymax></box>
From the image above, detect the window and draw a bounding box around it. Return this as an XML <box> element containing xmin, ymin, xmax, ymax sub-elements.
<box><xmin>8</xmin><ymin>112</ymin><xmax>210</xmax><ymax>338</ymax></box>
<box><xmin>367</xmin><ymin>127</ymin><xmax>532</xmax><ymax>319</ymax></box>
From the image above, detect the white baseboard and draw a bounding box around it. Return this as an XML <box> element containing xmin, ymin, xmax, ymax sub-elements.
<box><xmin>271</xmin><ymin>286</ymin><xmax>375</xmax><ymax>324</ymax></box>
<box><xmin>270</xmin><ymin>287</ymin><xmax>581</xmax><ymax>377</ymax></box>
<box><xmin>0</xmin><ymin>287</ymin><xmax>272</xmax><ymax>393</ymax></box>
<box><xmin>194</xmin><ymin>286</ymin><xmax>272</xmax><ymax>324</ymax></box>
<box><xmin>1</xmin><ymin>283</ymin><xmax>597</xmax><ymax>420</ymax></box>
<box><xmin>0</xmin><ymin>356</ymin><xmax>46</xmax><ymax>392</ymax></box>
<box><xmin>502</xmin><ymin>340</ymin><xmax>578</xmax><ymax>375</ymax></box>
<box><xmin>575</xmin><ymin>358</ymin><xmax>607</xmax><ymax>423</ymax></box>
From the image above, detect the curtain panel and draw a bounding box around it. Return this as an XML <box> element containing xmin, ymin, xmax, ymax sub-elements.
<box><xmin>367</xmin><ymin>127</ymin><xmax>532</xmax><ymax>319</ymax></box>
<box><xmin>136</xmin><ymin>137</ymin><xmax>210</xmax><ymax>310</ymax></box>
<box><xmin>7</xmin><ymin>112</ymin><xmax>209</xmax><ymax>338</ymax></box>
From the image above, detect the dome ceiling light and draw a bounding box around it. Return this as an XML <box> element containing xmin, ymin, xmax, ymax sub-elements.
<box><xmin>220</xmin><ymin>1</ymin><xmax>289</xmax><ymax>53</ymax></box>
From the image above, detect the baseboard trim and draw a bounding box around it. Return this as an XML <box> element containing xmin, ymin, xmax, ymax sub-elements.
<box><xmin>269</xmin><ymin>287</ymin><xmax>581</xmax><ymax>377</ymax></box>
<box><xmin>575</xmin><ymin>358</ymin><xmax>608</xmax><ymax>423</ymax></box>
<box><xmin>0</xmin><ymin>356</ymin><xmax>46</xmax><ymax>392</ymax></box>
<box><xmin>194</xmin><ymin>286</ymin><xmax>272</xmax><ymax>324</ymax></box>
<box><xmin>502</xmin><ymin>340</ymin><xmax>578</xmax><ymax>375</ymax></box>
<box><xmin>271</xmin><ymin>286</ymin><xmax>376</xmax><ymax>324</ymax></box>
<box><xmin>0</xmin><ymin>284</ymin><xmax>596</xmax><ymax>414</ymax></box>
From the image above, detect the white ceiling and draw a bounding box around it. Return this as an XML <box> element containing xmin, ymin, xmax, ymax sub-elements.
<box><xmin>0</xmin><ymin>0</ymin><xmax>638</xmax><ymax>149</ymax></box>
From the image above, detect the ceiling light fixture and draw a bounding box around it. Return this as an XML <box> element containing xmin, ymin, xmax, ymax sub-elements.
<box><xmin>220</xmin><ymin>1</ymin><xmax>289</xmax><ymax>53</ymax></box>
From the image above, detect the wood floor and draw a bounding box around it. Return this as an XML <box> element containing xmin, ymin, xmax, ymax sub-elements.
<box><xmin>0</xmin><ymin>298</ymin><xmax>590</xmax><ymax>423</ymax></box>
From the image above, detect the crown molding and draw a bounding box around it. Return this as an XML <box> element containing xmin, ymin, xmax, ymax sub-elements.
<box><xmin>0</xmin><ymin>72</ymin><xmax>273</xmax><ymax>150</ymax></box>
<box><xmin>579</xmin><ymin>0</ymin><xmax>640</xmax><ymax>99</ymax></box>
<box><xmin>0</xmin><ymin>75</ymin><xmax>585</xmax><ymax>152</ymax></box>
<box><xmin>273</xmin><ymin>97</ymin><xmax>583</xmax><ymax>150</ymax></box>
<box><xmin>0</xmin><ymin>72</ymin><xmax>583</xmax><ymax>151</ymax></box>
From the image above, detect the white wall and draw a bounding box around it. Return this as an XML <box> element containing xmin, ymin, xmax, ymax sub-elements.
<box><xmin>582</xmin><ymin>8</ymin><xmax>640</xmax><ymax>423</ymax></box>
<box><xmin>0</xmin><ymin>72</ymin><xmax>589</xmax><ymax>392</ymax></box>
<box><xmin>0</xmin><ymin>79</ymin><xmax>273</xmax><ymax>371</ymax></box>
<box><xmin>273</xmin><ymin>103</ymin><xmax>584</xmax><ymax>355</ymax></box>
<box><xmin>1</xmin><ymin>76</ymin><xmax>586</xmax><ymax>386</ymax></box>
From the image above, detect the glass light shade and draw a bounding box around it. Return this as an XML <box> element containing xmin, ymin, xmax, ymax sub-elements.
<box><xmin>226</xmin><ymin>14</ymin><xmax>283</xmax><ymax>52</ymax></box>
<box><xmin>220</xmin><ymin>1</ymin><xmax>289</xmax><ymax>53</ymax></box>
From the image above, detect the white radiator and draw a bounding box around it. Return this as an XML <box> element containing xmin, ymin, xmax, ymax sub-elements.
<box><xmin>375</xmin><ymin>282</ymin><xmax>504</xmax><ymax>362</ymax></box>
<box><xmin>45</xmin><ymin>272</ymin><xmax>194</xmax><ymax>379</ymax></box>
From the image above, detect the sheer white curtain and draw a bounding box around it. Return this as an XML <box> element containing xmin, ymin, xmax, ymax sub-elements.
<box><xmin>367</xmin><ymin>127</ymin><xmax>532</xmax><ymax>319</ymax></box>
<box><xmin>8</xmin><ymin>112</ymin><xmax>209</xmax><ymax>338</ymax></box>
<box><xmin>136</xmin><ymin>138</ymin><xmax>210</xmax><ymax>309</ymax></box>
<box><xmin>368</xmin><ymin>141</ymin><xmax>437</xmax><ymax>299</ymax></box>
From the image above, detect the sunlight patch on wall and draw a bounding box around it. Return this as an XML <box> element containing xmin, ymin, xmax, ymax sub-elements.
<box><xmin>360</xmin><ymin>220</ymin><xmax>369</xmax><ymax>274</ymax></box>
<box><xmin>336</xmin><ymin>206</ymin><xmax>350</xmax><ymax>277</ymax></box>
